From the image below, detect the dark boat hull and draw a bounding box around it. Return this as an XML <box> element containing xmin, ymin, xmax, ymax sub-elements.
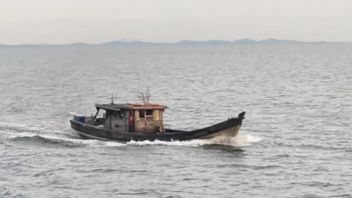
<box><xmin>70</xmin><ymin>112</ymin><xmax>245</xmax><ymax>142</ymax></box>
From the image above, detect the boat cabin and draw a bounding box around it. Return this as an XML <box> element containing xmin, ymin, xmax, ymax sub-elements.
<box><xmin>93</xmin><ymin>103</ymin><xmax>166</xmax><ymax>134</ymax></box>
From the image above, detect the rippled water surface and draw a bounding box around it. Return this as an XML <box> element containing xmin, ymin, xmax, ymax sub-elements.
<box><xmin>0</xmin><ymin>44</ymin><xmax>352</xmax><ymax>198</ymax></box>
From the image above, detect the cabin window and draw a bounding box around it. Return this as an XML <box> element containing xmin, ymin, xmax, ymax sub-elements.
<box><xmin>96</xmin><ymin>110</ymin><xmax>105</xmax><ymax>119</ymax></box>
<box><xmin>136</xmin><ymin>109</ymin><xmax>153</xmax><ymax>120</ymax></box>
<box><xmin>140</xmin><ymin>110</ymin><xmax>145</xmax><ymax>119</ymax></box>
<box><xmin>146</xmin><ymin>110</ymin><xmax>153</xmax><ymax>117</ymax></box>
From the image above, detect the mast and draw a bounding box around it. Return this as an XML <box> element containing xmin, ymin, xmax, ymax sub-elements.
<box><xmin>138</xmin><ymin>88</ymin><xmax>151</xmax><ymax>105</ymax></box>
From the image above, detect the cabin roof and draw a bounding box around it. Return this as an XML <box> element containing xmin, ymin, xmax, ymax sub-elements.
<box><xmin>95</xmin><ymin>103</ymin><xmax>166</xmax><ymax>111</ymax></box>
<box><xmin>95</xmin><ymin>103</ymin><xmax>129</xmax><ymax>111</ymax></box>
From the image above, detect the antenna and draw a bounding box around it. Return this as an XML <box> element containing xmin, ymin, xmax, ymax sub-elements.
<box><xmin>110</xmin><ymin>93</ymin><xmax>118</xmax><ymax>104</ymax></box>
<box><xmin>145</xmin><ymin>87</ymin><xmax>150</xmax><ymax>104</ymax></box>
<box><xmin>111</xmin><ymin>93</ymin><xmax>114</xmax><ymax>104</ymax></box>
<box><xmin>137</xmin><ymin>88</ymin><xmax>151</xmax><ymax>104</ymax></box>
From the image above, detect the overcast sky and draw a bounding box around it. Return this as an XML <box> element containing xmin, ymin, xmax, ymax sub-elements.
<box><xmin>1</xmin><ymin>0</ymin><xmax>351</xmax><ymax>44</ymax></box>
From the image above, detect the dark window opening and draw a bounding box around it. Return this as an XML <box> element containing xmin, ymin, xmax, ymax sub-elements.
<box><xmin>139</xmin><ymin>109</ymin><xmax>153</xmax><ymax>120</ymax></box>
<box><xmin>140</xmin><ymin>110</ymin><xmax>145</xmax><ymax>118</ymax></box>
<box><xmin>146</xmin><ymin>110</ymin><xmax>153</xmax><ymax>116</ymax></box>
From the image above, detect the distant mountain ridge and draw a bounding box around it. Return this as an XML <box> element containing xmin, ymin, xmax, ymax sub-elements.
<box><xmin>95</xmin><ymin>39</ymin><xmax>331</xmax><ymax>46</ymax></box>
<box><xmin>0</xmin><ymin>39</ymin><xmax>348</xmax><ymax>47</ymax></box>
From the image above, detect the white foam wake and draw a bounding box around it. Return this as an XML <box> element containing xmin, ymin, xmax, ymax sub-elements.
<box><xmin>1</xmin><ymin>130</ymin><xmax>126</xmax><ymax>147</ymax></box>
<box><xmin>0</xmin><ymin>122</ymin><xmax>262</xmax><ymax>148</ymax></box>
<box><xmin>126</xmin><ymin>134</ymin><xmax>262</xmax><ymax>147</ymax></box>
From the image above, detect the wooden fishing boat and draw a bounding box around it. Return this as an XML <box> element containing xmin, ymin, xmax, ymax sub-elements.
<box><xmin>70</xmin><ymin>98</ymin><xmax>245</xmax><ymax>142</ymax></box>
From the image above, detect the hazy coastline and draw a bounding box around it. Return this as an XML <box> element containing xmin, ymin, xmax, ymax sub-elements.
<box><xmin>1</xmin><ymin>38</ymin><xmax>350</xmax><ymax>47</ymax></box>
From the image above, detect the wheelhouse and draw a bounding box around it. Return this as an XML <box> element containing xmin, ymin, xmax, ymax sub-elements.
<box><xmin>93</xmin><ymin>103</ymin><xmax>166</xmax><ymax>134</ymax></box>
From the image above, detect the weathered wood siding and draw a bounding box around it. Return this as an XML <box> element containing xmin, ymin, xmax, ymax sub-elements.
<box><xmin>134</xmin><ymin>110</ymin><xmax>164</xmax><ymax>133</ymax></box>
<box><xmin>104</xmin><ymin>110</ymin><xmax>130</xmax><ymax>132</ymax></box>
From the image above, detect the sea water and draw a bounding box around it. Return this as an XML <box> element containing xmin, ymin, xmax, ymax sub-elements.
<box><xmin>0</xmin><ymin>44</ymin><xmax>351</xmax><ymax>197</ymax></box>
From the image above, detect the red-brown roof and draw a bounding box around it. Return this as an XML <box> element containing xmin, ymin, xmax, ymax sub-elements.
<box><xmin>128</xmin><ymin>103</ymin><xmax>167</xmax><ymax>110</ymax></box>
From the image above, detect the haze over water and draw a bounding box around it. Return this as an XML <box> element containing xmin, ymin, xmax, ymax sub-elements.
<box><xmin>0</xmin><ymin>44</ymin><xmax>351</xmax><ymax>197</ymax></box>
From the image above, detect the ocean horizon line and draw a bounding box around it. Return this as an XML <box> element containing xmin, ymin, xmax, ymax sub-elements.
<box><xmin>0</xmin><ymin>38</ymin><xmax>351</xmax><ymax>47</ymax></box>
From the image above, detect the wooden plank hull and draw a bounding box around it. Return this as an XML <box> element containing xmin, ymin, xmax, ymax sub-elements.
<box><xmin>70</xmin><ymin>112</ymin><xmax>245</xmax><ymax>142</ymax></box>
